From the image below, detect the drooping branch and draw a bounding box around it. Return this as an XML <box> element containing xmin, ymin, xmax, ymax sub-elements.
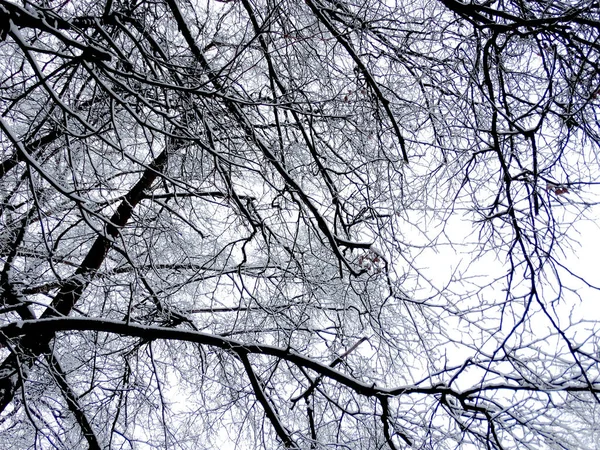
<box><xmin>0</xmin><ymin>129</ymin><xmax>61</xmax><ymax>180</ymax></box>
<box><xmin>45</xmin><ymin>353</ymin><xmax>102</xmax><ymax>450</ymax></box>
<box><xmin>239</xmin><ymin>353</ymin><xmax>296</xmax><ymax>448</ymax></box>
<box><xmin>305</xmin><ymin>0</ymin><xmax>409</xmax><ymax>163</ymax></box>
<box><xmin>164</xmin><ymin>0</ymin><xmax>372</xmax><ymax>272</ymax></box>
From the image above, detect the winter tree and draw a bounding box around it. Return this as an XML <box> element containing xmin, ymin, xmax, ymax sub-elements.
<box><xmin>0</xmin><ymin>0</ymin><xmax>599</xmax><ymax>448</ymax></box>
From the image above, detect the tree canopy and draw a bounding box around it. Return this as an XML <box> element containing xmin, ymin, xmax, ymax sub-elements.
<box><xmin>0</xmin><ymin>0</ymin><xmax>599</xmax><ymax>448</ymax></box>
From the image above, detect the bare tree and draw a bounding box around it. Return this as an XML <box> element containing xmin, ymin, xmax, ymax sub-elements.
<box><xmin>0</xmin><ymin>0</ymin><xmax>599</xmax><ymax>448</ymax></box>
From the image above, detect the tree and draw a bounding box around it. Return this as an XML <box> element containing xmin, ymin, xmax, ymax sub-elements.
<box><xmin>0</xmin><ymin>0</ymin><xmax>599</xmax><ymax>448</ymax></box>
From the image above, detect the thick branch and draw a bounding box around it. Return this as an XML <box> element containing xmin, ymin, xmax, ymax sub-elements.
<box><xmin>0</xmin><ymin>142</ymin><xmax>167</xmax><ymax>412</ymax></box>
<box><xmin>2</xmin><ymin>318</ymin><xmax>598</xmax><ymax>400</ymax></box>
<box><xmin>0</xmin><ymin>1</ymin><xmax>112</xmax><ymax>61</ymax></box>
